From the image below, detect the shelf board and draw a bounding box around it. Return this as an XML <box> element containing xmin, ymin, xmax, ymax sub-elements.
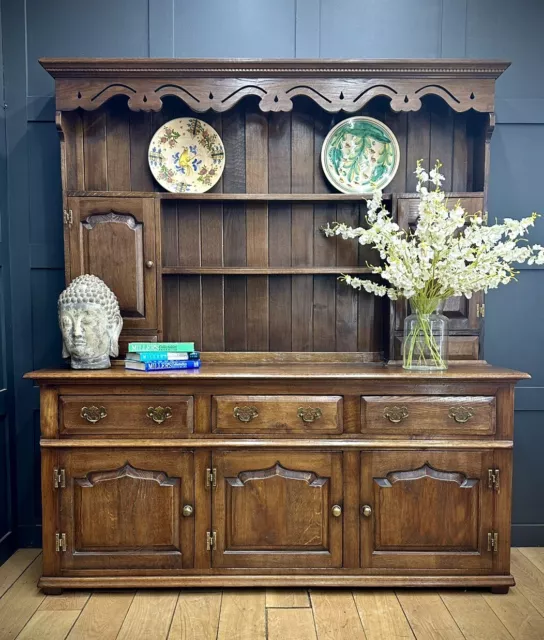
<box><xmin>162</xmin><ymin>266</ymin><xmax>373</xmax><ymax>276</ymax></box>
<box><xmin>65</xmin><ymin>190</ymin><xmax>388</xmax><ymax>202</ymax></box>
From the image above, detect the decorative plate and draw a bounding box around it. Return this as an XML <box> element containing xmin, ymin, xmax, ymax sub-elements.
<box><xmin>148</xmin><ymin>118</ymin><xmax>225</xmax><ymax>193</ymax></box>
<box><xmin>321</xmin><ymin>117</ymin><xmax>400</xmax><ymax>194</ymax></box>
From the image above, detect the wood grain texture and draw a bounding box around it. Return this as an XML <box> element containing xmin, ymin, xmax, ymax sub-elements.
<box><xmin>16</xmin><ymin>610</ymin><xmax>80</xmax><ymax>640</ymax></box>
<box><xmin>0</xmin><ymin>556</ymin><xmax>45</xmax><ymax>640</ymax></box>
<box><xmin>265</xmin><ymin>590</ymin><xmax>310</xmax><ymax>608</ymax></box>
<box><xmin>519</xmin><ymin>548</ymin><xmax>544</xmax><ymax>575</ymax></box>
<box><xmin>440</xmin><ymin>592</ymin><xmax>513</xmax><ymax>640</ymax></box>
<box><xmin>66</xmin><ymin>591</ymin><xmax>135</xmax><ymax>640</ymax></box>
<box><xmin>39</xmin><ymin>590</ymin><xmax>90</xmax><ymax>611</ymax></box>
<box><xmin>310</xmin><ymin>590</ymin><xmax>365</xmax><ymax>640</ymax></box>
<box><xmin>0</xmin><ymin>549</ymin><xmax>41</xmax><ymax>599</ymax></box>
<box><xmin>511</xmin><ymin>549</ymin><xmax>544</xmax><ymax>616</ymax></box>
<box><xmin>267</xmin><ymin>609</ymin><xmax>317</xmax><ymax>640</ymax></box>
<box><xmin>167</xmin><ymin>590</ymin><xmax>221</xmax><ymax>640</ymax></box>
<box><xmin>217</xmin><ymin>590</ymin><xmax>266</xmax><ymax>640</ymax></box>
<box><xmin>116</xmin><ymin>590</ymin><xmax>179</xmax><ymax>640</ymax></box>
<box><xmin>396</xmin><ymin>591</ymin><xmax>464</xmax><ymax>640</ymax></box>
<box><xmin>482</xmin><ymin>587</ymin><xmax>544</xmax><ymax>639</ymax></box>
<box><xmin>353</xmin><ymin>591</ymin><xmax>414</xmax><ymax>640</ymax></box>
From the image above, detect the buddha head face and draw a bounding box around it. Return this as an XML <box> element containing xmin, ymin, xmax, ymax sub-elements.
<box><xmin>58</xmin><ymin>275</ymin><xmax>123</xmax><ymax>369</ymax></box>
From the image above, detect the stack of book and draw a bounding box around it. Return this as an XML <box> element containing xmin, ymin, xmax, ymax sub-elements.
<box><xmin>125</xmin><ymin>342</ymin><xmax>200</xmax><ymax>371</ymax></box>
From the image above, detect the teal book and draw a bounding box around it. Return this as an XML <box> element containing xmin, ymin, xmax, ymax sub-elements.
<box><xmin>125</xmin><ymin>359</ymin><xmax>201</xmax><ymax>371</ymax></box>
<box><xmin>128</xmin><ymin>342</ymin><xmax>195</xmax><ymax>353</ymax></box>
<box><xmin>126</xmin><ymin>351</ymin><xmax>200</xmax><ymax>362</ymax></box>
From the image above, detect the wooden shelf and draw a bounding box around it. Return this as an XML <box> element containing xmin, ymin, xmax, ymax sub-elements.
<box><xmin>162</xmin><ymin>267</ymin><xmax>373</xmax><ymax>276</ymax></box>
<box><xmin>65</xmin><ymin>190</ymin><xmax>389</xmax><ymax>201</ymax></box>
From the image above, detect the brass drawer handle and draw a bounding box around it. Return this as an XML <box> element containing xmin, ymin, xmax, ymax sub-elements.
<box><xmin>361</xmin><ymin>505</ymin><xmax>372</xmax><ymax>518</ymax></box>
<box><xmin>147</xmin><ymin>406</ymin><xmax>172</xmax><ymax>424</ymax></box>
<box><xmin>233</xmin><ymin>406</ymin><xmax>259</xmax><ymax>423</ymax></box>
<box><xmin>297</xmin><ymin>407</ymin><xmax>323</xmax><ymax>423</ymax></box>
<box><xmin>331</xmin><ymin>504</ymin><xmax>342</xmax><ymax>517</ymax></box>
<box><xmin>182</xmin><ymin>504</ymin><xmax>194</xmax><ymax>517</ymax></box>
<box><xmin>449</xmin><ymin>406</ymin><xmax>474</xmax><ymax>423</ymax></box>
<box><xmin>80</xmin><ymin>406</ymin><xmax>107</xmax><ymax>424</ymax></box>
<box><xmin>383</xmin><ymin>406</ymin><xmax>409</xmax><ymax>423</ymax></box>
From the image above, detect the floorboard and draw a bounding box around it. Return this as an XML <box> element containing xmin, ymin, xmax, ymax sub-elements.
<box><xmin>0</xmin><ymin>548</ymin><xmax>543</xmax><ymax>640</ymax></box>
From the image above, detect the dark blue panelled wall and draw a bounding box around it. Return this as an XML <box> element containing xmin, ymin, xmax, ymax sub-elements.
<box><xmin>0</xmin><ymin>0</ymin><xmax>543</xmax><ymax>556</ymax></box>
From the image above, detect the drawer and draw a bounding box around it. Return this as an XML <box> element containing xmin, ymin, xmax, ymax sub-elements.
<box><xmin>212</xmin><ymin>395</ymin><xmax>343</xmax><ymax>434</ymax></box>
<box><xmin>361</xmin><ymin>396</ymin><xmax>495</xmax><ymax>436</ymax></box>
<box><xmin>60</xmin><ymin>395</ymin><xmax>194</xmax><ymax>437</ymax></box>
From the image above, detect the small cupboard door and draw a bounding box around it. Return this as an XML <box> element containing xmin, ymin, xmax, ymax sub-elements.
<box><xmin>361</xmin><ymin>451</ymin><xmax>493</xmax><ymax>571</ymax></box>
<box><xmin>59</xmin><ymin>449</ymin><xmax>194</xmax><ymax>572</ymax></box>
<box><xmin>67</xmin><ymin>197</ymin><xmax>157</xmax><ymax>331</ymax></box>
<box><xmin>212</xmin><ymin>451</ymin><xmax>343</xmax><ymax>568</ymax></box>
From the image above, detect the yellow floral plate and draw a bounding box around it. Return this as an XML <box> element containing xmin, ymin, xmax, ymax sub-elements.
<box><xmin>321</xmin><ymin>116</ymin><xmax>400</xmax><ymax>194</ymax></box>
<box><xmin>148</xmin><ymin>118</ymin><xmax>225</xmax><ymax>193</ymax></box>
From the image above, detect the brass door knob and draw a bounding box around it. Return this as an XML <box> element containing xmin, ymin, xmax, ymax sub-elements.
<box><xmin>182</xmin><ymin>505</ymin><xmax>194</xmax><ymax>517</ymax></box>
<box><xmin>331</xmin><ymin>504</ymin><xmax>342</xmax><ymax>517</ymax></box>
<box><xmin>361</xmin><ymin>505</ymin><xmax>372</xmax><ymax>518</ymax></box>
<box><xmin>145</xmin><ymin>260</ymin><xmax>154</xmax><ymax>268</ymax></box>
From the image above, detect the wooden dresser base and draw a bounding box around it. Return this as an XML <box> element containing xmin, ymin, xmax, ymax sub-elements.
<box><xmin>27</xmin><ymin>363</ymin><xmax>527</xmax><ymax>595</ymax></box>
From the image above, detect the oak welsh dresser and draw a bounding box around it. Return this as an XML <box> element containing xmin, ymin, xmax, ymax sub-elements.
<box><xmin>26</xmin><ymin>58</ymin><xmax>527</xmax><ymax>594</ymax></box>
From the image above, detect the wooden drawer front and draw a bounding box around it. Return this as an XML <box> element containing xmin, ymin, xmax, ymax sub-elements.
<box><xmin>212</xmin><ymin>396</ymin><xmax>343</xmax><ymax>434</ymax></box>
<box><xmin>361</xmin><ymin>396</ymin><xmax>495</xmax><ymax>436</ymax></box>
<box><xmin>60</xmin><ymin>395</ymin><xmax>193</xmax><ymax>437</ymax></box>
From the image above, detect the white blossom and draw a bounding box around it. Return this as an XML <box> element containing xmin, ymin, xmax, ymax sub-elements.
<box><xmin>325</xmin><ymin>161</ymin><xmax>543</xmax><ymax>311</ymax></box>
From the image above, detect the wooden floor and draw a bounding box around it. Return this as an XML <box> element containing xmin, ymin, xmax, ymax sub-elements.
<box><xmin>1</xmin><ymin>550</ymin><xmax>544</xmax><ymax>639</ymax></box>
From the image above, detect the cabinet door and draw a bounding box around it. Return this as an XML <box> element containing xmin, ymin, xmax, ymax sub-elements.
<box><xmin>67</xmin><ymin>197</ymin><xmax>157</xmax><ymax>331</ymax></box>
<box><xmin>212</xmin><ymin>451</ymin><xmax>343</xmax><ymax>568</ymax></box>
<box><xmin>59</xmin><ymin>449</ymin><xmax>194</xmax><ymax>572</ymax></box>
<box><xmin>361</xmin><ymin>451</ymin><xmax>493</xmax><ymax>571</ymax></box>
<box><xmin>394</xmin><ymin>196</ymin><xmax>484</xmax><ymax>332</ymax></box>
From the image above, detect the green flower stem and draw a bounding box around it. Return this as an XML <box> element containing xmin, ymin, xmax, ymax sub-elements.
<box><xmin>403</xmin><ymin>304</ymin><xmax>447</xmax><ymax>370</ymax></box>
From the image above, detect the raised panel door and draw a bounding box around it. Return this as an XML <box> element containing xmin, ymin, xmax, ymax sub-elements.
<box><xmin>212</xmin><ymin>451</ymin><xmax>343</xmax><ymax>568</ymax></box>
<box><xmin>58</xmin><ymin>449</ymin><xmax>194</xmax><ymax>572</ymax></box>
<box><xmin>67</xmin><ymin>197</ymin><xmax>157</xmax><ymax>331</ymax></box>
<box><xmin>361</xmin><ymin>450</ymin><xmax>494</xmax><ymax>571</ymax></box>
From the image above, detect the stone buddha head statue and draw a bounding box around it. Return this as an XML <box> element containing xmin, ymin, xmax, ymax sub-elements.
<box><xmin>58</xmin><ymin>274</ymin><xmax>123</xmax><ymax>369</ymax></box>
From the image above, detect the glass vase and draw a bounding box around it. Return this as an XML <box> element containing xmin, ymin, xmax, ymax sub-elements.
<box><xmin>402</xmin><ymin>305</ymin><xmax>449</xmax><ymax>371</ymax></box>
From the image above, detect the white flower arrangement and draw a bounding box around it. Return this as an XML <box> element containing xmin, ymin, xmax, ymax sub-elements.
<box><xmin>324</xmin><ymin>160</ymin><xmax>544</xmax><ymax>312</ymax></box>
<box><xmin>323</xmin><ymin>160</ymin><xmax>544</xmax><ymax>369</ymax></box>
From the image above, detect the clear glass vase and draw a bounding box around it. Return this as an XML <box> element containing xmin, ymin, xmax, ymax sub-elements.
<box><xmin>402</xmin><ymin>305</ymin><xmax>449</xmax><ymax>371</ymax></box>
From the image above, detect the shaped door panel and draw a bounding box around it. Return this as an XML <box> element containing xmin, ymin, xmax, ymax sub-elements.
<box><xmin>59</xmin><ymin>449</ymin><xmax>194</xmax><ymax>572</ymax></box>
<box><xmin>212</xmin><ymin>451</ymin><xmax>343</xmax><ymax>568</ymax></box>
<box><xmin>361</xmin><ymin>450</ymin><xmax>493</xmax><ymax>571</ymax></box>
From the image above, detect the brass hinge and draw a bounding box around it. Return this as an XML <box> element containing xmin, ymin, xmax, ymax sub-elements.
<box><xmin>53</xmin><ymin>467</ymin><xmax>66</xmax><ymax>489</ymax></box>
<box><xmin>488</xmin><ymin>468</ymin><xmax>500</xmax><ymax>492</ymax></box>
<box><xmin>63</xmin><ymin>209</ymin><xmax>73</xmax><ymax>226</ymax></box>
<box><xmin>206</xmin><ymin>531</ymin><xmax>216</xmax><ymax>551</ymax></box>
<box><xmin>487</xmin><ymin>531</ymin><xmax>499</xmax><ymax>553</ymax></box>
<box><xmin>55</xmin><ymin>532</ymin><xmax>67</xmax><ymax>552</ymax></box>
<box><xmin>205</xmin><ymin>467</ymin><xmax>217</xmax><ymax>489</ymax></box>
<box><xmin>477</xmin><ymin>303</ymin><xmax>485</xmax><ymax>318</ymax></box>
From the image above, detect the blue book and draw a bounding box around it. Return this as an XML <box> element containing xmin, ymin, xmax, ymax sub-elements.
<box><xmin>126</xmin><ymin>351</ymin><xmax>200</xmax><ymax>362</ymax></box>
<box><xmin>125</xmin><ymin>359</ymin><xmax>201</xmax><ymax>371</ymax></box>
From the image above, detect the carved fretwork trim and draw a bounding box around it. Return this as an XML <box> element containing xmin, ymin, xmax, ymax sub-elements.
<box><xmin>82</xmin><ymin>211</ymin><xmax>141</xmax><ymax>230</ymax></box>
<box><xmin>53</xmin><ymin>77</ymin><xmax>498</xmax><ymax>114</ymax></box>
<box><xmin>76</xmin><ymin>462</ymin><xmax>178</xmax><ymax>487</ymax></box>
<box><xmin>374</xmin><ymin>463</ymin><xmax>478</xmax><ymax>489</ymax></box>
<box><xmin>227</xmin><ymin>462</ymin><xmax>327</xmax><ymax>488</ymax></box>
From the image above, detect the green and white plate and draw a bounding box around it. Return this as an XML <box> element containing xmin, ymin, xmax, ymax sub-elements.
<box><xmin>148</xmin><ymin>118</ymin><xmax>225</xmax><ymax>193</ymax></box>
<box><xmin>321</xmin><ymin>116</ymin><xmax>400</xmax><ymax>194</ymax></box>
